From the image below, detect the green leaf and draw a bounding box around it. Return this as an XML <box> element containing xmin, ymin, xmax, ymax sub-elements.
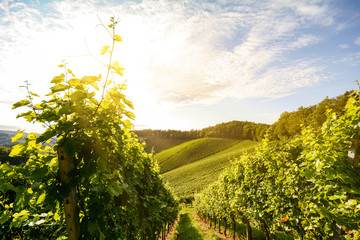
<box><xmin>101</xmin><ymin>45</ymin><xmax>110</xmax><ymax>55</ymax></box>
<box><xmin>29</xmin><ymin>91</ymin><xmax>40</xmax><ymax>97</ymax></box>
<box><xmin>12</xmin><ymin>131</ymin><xmax>24</xmax><ymax>143</ymax></box>
<box><xmin>123</xmin><ymin>99</ymin><xmax>134</xmax><ymax>109</ymax></box>
<box><xmin>37</xmin><ymin>193</ymin><xmax>46</xmax><ymax>204</ymax></box>
<box><xmin>88</xmin><ymin>222</ymin><xmax>98</xmax><ymax>235</ymax></box>
<box><xmin>54</xmin><ymin>212</ymin><xmax>60</xmax><ymax>221</ymax></box>
<box><xmin>0</xmin><ymin>211</ymin><xmax>10</xmax><ymax>224</ymax></box>
<box><xmin>64</xmin><ymin>138</ymin><xmax>81</xmax><ymax>157</ymax></box>
<box><xmin>31</xmin><ymin>167</ymin><xmax>48</xmax><ymax>181</ymax></box>
<box><xmin>68</xmin><ymin>78</ymin><xmax>81</xmax><ymax>87</ymax></box>
<box><xmin>9</xmin><ymin>144</ymin><xmax>25</xmax><ymax>157</ymax></box>
<box><xmin>12</xmin><ymin>99</ymin><xmax>30</xmax><ymax>109</ymax></box>
<box><xmin>51</xmin><ymin>73</ymin><xmax>65</xmax><ymax>84</ymax></box>
<box><xmin>111</xmin><ymin>61</ymin><xmax>125</xmax><ymax>76</ymax></box>
<box><xmin>107</xmin><ymin>182</ymin><xmax>122</xmax><ymax>197</ymax></box>
<box><xmin>114</xmin><ymin>35</ymin><xmax>122</xmax><ymax>42</ymax></box>
<box><xmin>36</xmin><ymin>129</ymin><xmax>56</xmax><ymax>143</ymax></box>
<box><xmin>81</xmin><ymin>76</ymin><xmax>100</xmax><ymax>84</ymax></box>
<box><xmin>2</xmin><ymin>183</ymin><xmax>19</xmax><ymax>193</ymax></box>
<box><xmin>51</xmin><ymin>84</ymin><xmax>70</xmax><ymax>93</ymax></box>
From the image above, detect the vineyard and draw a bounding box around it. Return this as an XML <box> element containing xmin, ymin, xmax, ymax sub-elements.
<box><xmin>194</xmin><ymin>89</ymin><xmax>360</xmax><ymax>239</ymax></box>
<box><xmin>1</xmin><ymin>15</ymin><xmax>360</xmax><ymax>240</ymax></box>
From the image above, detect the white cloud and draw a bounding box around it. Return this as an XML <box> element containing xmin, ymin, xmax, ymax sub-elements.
<box><xmin>289</xmin><ymin>35</ymin><xmax>322</xmax><ymax>49</ymax></box>
<box><xmin>0</xmin><ymin>0</ymin><xmax>341</xmax><ymax>130</ymax></box>
<box><xmin>339</xmin><ymin>44</ymin><xmax>349</xmax><ymax>49</ymax></box>
<box><xmin>355</xmin><ymin>36</ymin><xmax>360</xmax><ymax>45</ymax></box>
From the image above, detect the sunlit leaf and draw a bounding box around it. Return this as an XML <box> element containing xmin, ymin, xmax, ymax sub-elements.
<box><xmin>68</xmin><ymin>78</ymin><xmax>81</xmax><ymax>87</ymax></box>
<box><xmin>12</xmin><ymin>99</ymin><xmax>30</xmax><ymax>109</ymax></box>
<box><xmin>81</xmin><ymin>76</ymin><xmax>100</xmax><ymax>84</ymax></box>
<box><xmin>29</xmin><ymin>91</ymin><xmax>39</xmax><ymax>97</ymax></box>
<box><xmin>12</xmin><ymin>131</ymin><xmax>24</xmax><ymax>143</ymax></box>
<box><xmin>111</xmin><ymin>61</ymin><xmax>125</xmax><ymax>76</ymax></box>
<box><xmin>51</xmin><ymin>73</ymin><xmax>65</xmax><ymax>84</ymax></box>
<box><xmin>90</xmin><ymin>82</ymin><xmax>99</xmax><ymax>90</ymax></box>
<box><xmin>34</xmin><ymin>103</ymin><xmax>43</xmax><ymax>110</ymax></box>
<box><xmin>51</xmin><ymin>84</ymin><xmax>70</xmax><ymax>93</ymax></box>
<box><xmin>27</xmin><ymin>188</ymin><xmax>33</xmax><ymax>194</ymax></box>
<box><xmin>37</xmin><ymin>193</ymin><xmax>46</xmax><ymax>204</ymax></box>
<box><xmin>9</xmin><ymin>144</ymin><xmax>25</xmax><ymax>157</ymax></box>
<box><xmin>123</xmin><ymin>99</ymin><xmax>134</xmax><ymax>109</ymax></box>
<box><xmin>114</xmin><ymin>35</ymin><xmax>122</xmax><ymax>42</ymax></box>
<box><xmin>101</xmin><ymin>45</ymin><xmax>110</xmax><ymax>55</ymax></box>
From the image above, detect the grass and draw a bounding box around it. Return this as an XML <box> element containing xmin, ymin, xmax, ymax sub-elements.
<box><xmin>143</xmin><ymin>138</ymin><xmax>190</xmax><ymax>153</ymax></box>
<box><xmin>160</xmin><ymin>139</ymin><xmax>259</xmax><ymax>199</ymax></box>
<box><xmin>156</xmin><ymin>138</ymin><xmax>240</xmax><ymax>174</ymax></box>
<box><xmin>171</xmin><ymin>207</ymin><xmax>221</xmax><ymax>240</ymax></box>
<box><xmin>195</xmin><ymin>213</ymin><xmax>294</xmax><ymax>240</ymax></box>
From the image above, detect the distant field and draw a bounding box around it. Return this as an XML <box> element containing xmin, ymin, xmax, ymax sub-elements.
<box><xmin>143</xmin><ymin>138</ymin><xmax>190</xmax><ymax>153</ymax></box>
<box><xmin>156</xmin><ymin>138</ymin><xmax>240</xmax><ymax>174</ymax></box>
<box><xmin>158</xmin><ymin>139</ymin><xmax>259</xmax><ymax>200</ymax></box>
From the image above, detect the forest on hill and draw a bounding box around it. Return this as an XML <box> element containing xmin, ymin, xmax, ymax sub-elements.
<box><xmin>135</xmin><ymin>90</ymin><xmax>351</xmax><ymax>151</ymax></box>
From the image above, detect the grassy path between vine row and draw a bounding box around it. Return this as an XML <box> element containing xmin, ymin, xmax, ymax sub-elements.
<box><xmin>167</xmin><ymin>207</ymin><xmax>229</xmax><ymax>240</ymax></box>
<box><xmin>166</xmin><ymin>207</ymin><xmax>284</xmax><ymax>240</ymax></box>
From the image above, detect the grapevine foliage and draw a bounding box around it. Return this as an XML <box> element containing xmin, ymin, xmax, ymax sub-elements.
<box><xmin>0</xmin><ymin>18</ymin><xmax>178</xmax><ymax>239</ymax></box>
<box><xmin>195</xmin><ymin>87</ymin><xmax>360</xmax><ymax>239</ymax></box>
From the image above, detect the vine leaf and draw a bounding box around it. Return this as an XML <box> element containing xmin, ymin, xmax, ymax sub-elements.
<box><xmin>114</xmin><ymin>35</ymin><xmax>122</xmax><ymax>42</ymax></box>
<box><xmin>51</xmin><ymin>73</ymin><xmax>65</xmax><ymax>84</ymax></box>
<box><xmin>12</xmin><ymin>99</ymin><xmax>30</xmax><ymax>109</ymax></box>
<box><xmin>111</xmin><ymin>61</ymin><xmax>124</xmax><ymax>76</ymax></box>
<box><xmin>37</xmin><ymin>193</ymin><xmax>46</xmax><ymax>205</ymax></box>
<box><xmin>12</xmin><ymin>131</ymin><xmax>24</xmax><ymax>143</ymax></box>
<box><xmin>101</xmin><ymin>45</ymin><xmax>110</xmax><ymax>55</ymax></box>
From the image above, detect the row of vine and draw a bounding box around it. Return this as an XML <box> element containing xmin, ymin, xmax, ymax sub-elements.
<box><xmin>194</xmin><ymin>87</ymin><xmax>360</xmax><ymax>239</ymax></box>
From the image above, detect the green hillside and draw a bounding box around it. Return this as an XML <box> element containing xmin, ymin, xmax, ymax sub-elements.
<box><xmin>142</xmin><ymin>137</ymin><xmax>189</xmax><ymax>153</ymax></box>
<box><xmin>156</xmin><ymin>138</ymin><xmax>240</xmax><ymax>174</ymax></box>
<box><xmin>158</xmin><ymin>139</ymin><xmax>259</xmax><ymax>200</ymax></box>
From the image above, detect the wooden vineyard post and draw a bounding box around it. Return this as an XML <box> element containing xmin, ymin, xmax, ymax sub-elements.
<box><xmin>57</xmin><ymin>146</ymin><xmax>80</xmax><ymax>240</ymax></box>
<box><xmin>218</xmin><ymin>218</ymin><xmax>221</xmax><ymax>233</ymax></box>
<box><xmin>246</xmin><ymin>219</ymin><xmax>252</xmax><ymax>240</ymax></box>
<box><xmin>232</xmin><ymin>217</ymin><xmax>236</xmax><ymax>240</ymax></box>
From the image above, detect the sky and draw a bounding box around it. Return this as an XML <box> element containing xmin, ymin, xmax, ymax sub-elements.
<box><xmin>0</xmin><ymin>0</ymin><xmax>359</xmax><ymax>132</ymax></box>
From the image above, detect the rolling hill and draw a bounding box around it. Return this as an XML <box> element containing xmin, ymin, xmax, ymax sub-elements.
<box><xmin>155</xmin><ymin>138</ymin><xmax>259</xmax><ymax>201</ymax></box>
<box><xmin>156</xmin><ymin>138</ymin><xmax>241</xmax><ymax>174</ymax></box>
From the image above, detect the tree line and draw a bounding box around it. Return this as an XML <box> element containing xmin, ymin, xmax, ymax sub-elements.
<box><xmin>135</xmin><ymin>91</ymin><xmax>351</xmax><ymax>147</ymax></box>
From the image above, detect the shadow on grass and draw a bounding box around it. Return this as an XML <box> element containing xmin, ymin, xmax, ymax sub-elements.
<box><xmin>174</xmin><ymin>213</ymin><xmax>204</xmax><ymax>240</ymax></box>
